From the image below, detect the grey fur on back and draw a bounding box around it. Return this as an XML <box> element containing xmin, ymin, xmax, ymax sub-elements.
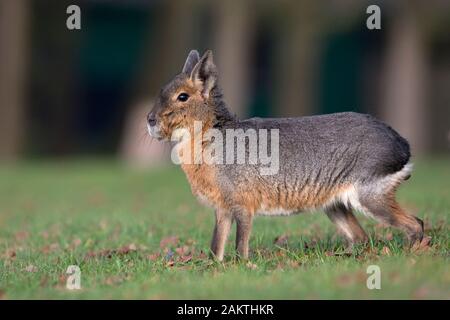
<box><xmin>217</xmin><ymin>112</ymin><xmax>410</xmax><ymax>190</ymax></box>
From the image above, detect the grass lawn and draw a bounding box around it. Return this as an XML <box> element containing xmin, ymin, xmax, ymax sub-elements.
<box><xmin>0</xmin><ymin>157</ymin><xmax>448</xmax><ymax>299</ymax></box>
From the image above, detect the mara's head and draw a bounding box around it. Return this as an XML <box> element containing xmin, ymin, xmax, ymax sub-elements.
<box><xmin>147</xmin><ymin>50</ymin><xmax>224</xmax><ymax>140</ymax></box>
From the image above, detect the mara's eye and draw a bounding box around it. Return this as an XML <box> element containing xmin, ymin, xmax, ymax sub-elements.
<box><xmin>177</xmin><ymin>93</ymin><xmax>189</xmax><ymax>102</ymax></box>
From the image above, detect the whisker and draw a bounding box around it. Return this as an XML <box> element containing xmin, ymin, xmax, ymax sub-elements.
<box><xmin>138</xmin><ymin>131</ymin><xmax>149</xmax><ymax>146</ymax></box>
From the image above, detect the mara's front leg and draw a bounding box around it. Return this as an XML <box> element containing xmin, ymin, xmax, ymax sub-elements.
<box><xmin>210</xmin><ymin>209</ymin><xmax>233</xmax><ymax>261</ymax></box>
<box><xmin>235</xmin><ymin>210</ymin><xmax>253</xmax><ymax>259</ymax></box>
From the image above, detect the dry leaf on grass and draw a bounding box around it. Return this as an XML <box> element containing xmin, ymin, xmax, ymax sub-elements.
<box><xmin>160</xmin><ymin>236</ymin><xmax>179</xmax><ymax>248</ymax></box>
<box><xmin>288</xmin><ymin>260</ymin><xmax>301</xmax><ymax>268</ymax></box>
<box><xmin>385</xmin><ymin>232</ymin><xmax>394</xmax><ymax>241</ymax></box>
<box><xmin>24</xmin><ymin>264</ymin><xmax>38</xmax><ymax>273</ymax></box>
<box><xmin>118</xmin><ymin>243</ymin><xmax>137</xmax><ymax>254</ymax></box>
<box><xmin>15</xmin><ymin>231</ymin><xmax>29</xmax><ymax>242</ymax></box>
<box><xmin>178</xmin><ymin>254</ymin><xmax>193</xmax><ymax>263</ymax></box>
<box><xmin>85</xmin><ymin>243</ymin><xmax>138</xmax><ymax>259</ymax></box>
<box><xmin>274</xmin><ymin>263</ymin><xmax>285</xmax><ymax>271</ymax></box>
<box><xmin>196</xmin><ymin>251</ymin><xmax>208</xmax><ymax>260</ymax></box>
<box><xmin>166</xmin><ymin>260</ymin><xmax>175</xmax><ymax>267</ymax></box>
<box><xmin>411</xmin><ymin>236</ymin><xmax>432</xmax><ymax>253</ymax></box>
<box><xmin>274</xmin><ymin>234</ymin><xmax>289</xmax><ymax>247</ymax></box>
<box><xmin>246</xmin><ymin>262</ymin><xmax>258</xmax><ymax>270</ymax></box>
<box><xmin>3</xmin><ymin>249</ymin><xmax>16</xmax><ymax>259</ymax></box>
<box><xmin>85</xmin><ymin>249</ymin><xmax>114</xmax><ymax>259</ymax></box>
<box><xmin>326</xmin><ymin>250</ymin><xmax>352</xmax><ymax>257</ymax></box>
<box><xmin>104</xmin><ymin>276</ymin><xmax>124</xmax><ymax>286</ymax></box>
<box><xmin>275</xmin><ymin>250</ymin><xmax>287</xmax><ymax>258</ymax></box>
<box><xmin>175</xmin><ymin>245</ymin><xmax>191</xmax><ymax>256</ymax></box>
<box><xmin>381</xmin><ymin>246</ymin><xmax>391</xmax><ymax>256</ymax></box>
<box><xmin>41</xmin><ymin>243</ymin><xmax>60</xmax><ymax>254</ymax></box>
<box><xmin>150</xmin><ymin>247</ymin><xmax>203</xmax><ymax>263</ymax></box>
<box><xmin>147</xmin><ymin>253</ymin><xmax>160</xmax><ymax>261</ymax></box>
<box><xmin>71</xmin><ymin>238</ymin><xmax>82</xmax><ymax>248</ymax></box>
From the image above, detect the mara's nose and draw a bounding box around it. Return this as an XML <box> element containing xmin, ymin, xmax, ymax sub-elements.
<box><xmin>147</xmin><ymin>113</ymin><xmax>157</xmax><ymax>127</ymax></box>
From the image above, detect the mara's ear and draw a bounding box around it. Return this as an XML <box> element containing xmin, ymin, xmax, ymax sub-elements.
<box><xmin>182</xmin><ymin>50</ymin><xmax>200</xmax><ymax>75</ymax></box>
<box><xmin>190</xmin><ymin>50</ymin><xmax>217</xmax><ymax>99</ymax></box>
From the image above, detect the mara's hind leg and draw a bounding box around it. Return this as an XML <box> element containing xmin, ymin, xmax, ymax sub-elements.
<box><xmin>211</xmin><ymin>209</ymin><xmax>233</xmax><ymax>261</ymax></box>
<box><xmin>325</xmin><ymin>204</ymin><xmax>368</xmax><ymax>245</ymax></box>
<box><xmin>235</xmin><ymin>210</ymin><xmax>253</xmax><ymax>260</ymax></box>
<box><xmin>359</xmin><ymin>191</ymin><xmax>424</xmax><ymax>245</ymax></box>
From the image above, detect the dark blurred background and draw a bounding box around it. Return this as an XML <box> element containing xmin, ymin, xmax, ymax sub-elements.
<box><xmin>1</xmin><ymin>0</ymin><xmax>449</xmax><ymax>166</ymax></box>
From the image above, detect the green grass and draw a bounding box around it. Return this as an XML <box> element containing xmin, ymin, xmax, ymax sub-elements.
<box><xmin>0</xmin><ymin>157</ymin><xmax>449</xmax><ymax>299</ymax></box>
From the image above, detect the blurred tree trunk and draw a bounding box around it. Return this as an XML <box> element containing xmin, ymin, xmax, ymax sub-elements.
<box><xmin>122</xmin><ymin>0</ymin><xmax>197</xmax><ymax>167</ymax></box>
<box><xmin>143</xmin><ymin>0</ymin><xmax>197</xmax><ymax>95</ymax></box>
<box><xmin>275</xmin><ymin>2</ymin><xmax>321</xmax><ymax>117</ymax></box>
<box><xmin>213</xmin><ymin>0</ymin><xmax>254</xmax><ymax>117</ymax></box>
<box><xmin>380</xmin><ymin>9</ymin><xmax>428</xmax><ymax>154</ymax></box>
<box><xmin>0</xmin><ymin>0</ymin><xmax>29</xmax><ymax>160</ymax></box>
